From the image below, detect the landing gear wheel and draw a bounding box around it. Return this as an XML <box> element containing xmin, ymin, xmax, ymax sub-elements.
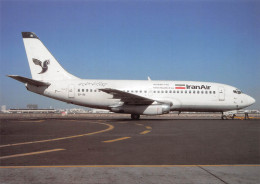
<box><xmin>221</xmin><ymin>115</ymin><xmax>227</xmax><ymax>120</ymax></box>
<box><xmin>131</xmin><ymin>114</ymin><xmax>140</xmax><ymax>120</ymax></box>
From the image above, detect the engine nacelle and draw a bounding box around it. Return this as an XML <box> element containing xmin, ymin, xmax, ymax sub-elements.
<box><xmin>110</xmin><ymin>104</ymin><xmax>170</xmax><ymax>115</ymax></box>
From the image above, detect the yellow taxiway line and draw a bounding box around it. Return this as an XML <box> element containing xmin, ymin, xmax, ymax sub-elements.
<box><xmin>145</xmin><ymin>126</ymin><xmax>152</xmax><ymax>130</ymax></box>
<box><xmin>0</xmin><ymin>149</ymin><xmax>65</xmax><ymax>160</ymax></box>
<box><xmin>0</xmin><ymin>165</ymin><xmax>259</xmax><ymax>168</ymax></box>
<box><xmin>0</xmin><ymin>122</ymin><xmax>114</xmax><ymax>148</ymax></box>
<box><xmin>103</xmin><ymin>137</ymin><xmax>131</xmax><ymax>143</ymax></box>
<box><xmin>234</xmin><ymin>117</ymin><xmax>260</xmax><ymax>120</ymax></box>
<box><xmin>139</xmin><ymin>130</ymin><xmax>151</xmax><ymax>135</ymax></box>
<box><xmin>135</xmin><ymin>123</ymin><xmax>144</xmax><ymax>126</ymax></box>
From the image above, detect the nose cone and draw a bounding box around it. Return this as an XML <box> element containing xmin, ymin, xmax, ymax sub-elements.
<box><xmin>247</xmin><ymin>96</ymin><xmax>256</xmax><ymax>106</ymax></box>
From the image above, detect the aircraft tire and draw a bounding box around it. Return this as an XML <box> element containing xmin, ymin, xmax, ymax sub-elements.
<box><xmin>221</xmin><ymin>115</ymin><xmax>227</xmax><ymax>120</ymax></box>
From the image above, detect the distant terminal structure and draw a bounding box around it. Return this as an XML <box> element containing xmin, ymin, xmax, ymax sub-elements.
<box><xmin>0</xmin><ymin>105</ymin><xmax>259</xmax><ymax>115</ymax></box>
<box><xmin>9</xmin><ymin>109</ymin><xmax>56</xmax><ymax>114</ymax></box>
<box><xmin>27</xmin><ymin>104</ymin><xmax>38</xmax><ymax>109</ymax></box>
<box><xmin>91</xmin><ymin>109</ymin><xmax>111</xmax><ymax>114</ymax></box>
<box><xmin>1</xmin><ymin>105</ymin><xmax>7</xmax><ymax>112</ymax></box>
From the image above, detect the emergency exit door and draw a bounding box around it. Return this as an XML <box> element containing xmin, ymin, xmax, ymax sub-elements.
<box><xmin>218</xmin><ymin>87</ymin><xmax>225</xmax><ymax>101</ymax></box>
<box><xmin>68</xmin><ymin>85</ymin><xmax>75</xmax><ymax>98</ymax></box>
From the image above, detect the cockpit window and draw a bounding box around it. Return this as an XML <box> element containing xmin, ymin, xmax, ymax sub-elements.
<box><xmin>233</xmin><ymin>89</ymin><xmax>242</xmax><ymax>94</ymax></box>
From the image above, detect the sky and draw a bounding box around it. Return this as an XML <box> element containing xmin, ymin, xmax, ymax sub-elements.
<box><xmin>0</xmin><ymin>0</ymin><xmax>259</xmax><ymax>110</ymax></box>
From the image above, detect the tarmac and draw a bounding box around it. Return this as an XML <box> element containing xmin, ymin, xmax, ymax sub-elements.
<box><xmin>0</xmin><ymin>114</ymin><xmax>259</xmax><ymax>183</ymax></box>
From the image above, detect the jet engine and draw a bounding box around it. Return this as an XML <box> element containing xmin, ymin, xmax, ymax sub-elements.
<box><xmin>110</xmin><ymin>104</ymin><xmax>170</xmax><ymax>115</ymax></box>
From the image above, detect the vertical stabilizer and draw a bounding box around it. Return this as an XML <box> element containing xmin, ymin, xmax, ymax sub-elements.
<box><xmin>22</xmin><ymin>32</ymin><xmax>78</xmax><ymax>81</ymax></box>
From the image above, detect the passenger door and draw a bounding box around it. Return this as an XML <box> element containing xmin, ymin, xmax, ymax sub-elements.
<box><xmin>218</xmin><ymin>87</ymin><xmax>225</xmax><ymax>101</ymax></box>
<box><xmin>68</xmin><ymin>85</ymin><xmax>75</xmax><ymax>98</ymax></box>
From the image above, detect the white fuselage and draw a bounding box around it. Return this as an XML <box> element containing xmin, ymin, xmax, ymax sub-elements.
<box><xmin>27</xmin><ymin>79</ymin><xmax>255</xmax><ymax>113</ymax></box>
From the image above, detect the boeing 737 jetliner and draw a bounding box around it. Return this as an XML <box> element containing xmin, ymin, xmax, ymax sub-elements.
<box><xmin>8</xmin><ymin>32</ymin><xmax>255</xmax><ymax>119</ymax></box>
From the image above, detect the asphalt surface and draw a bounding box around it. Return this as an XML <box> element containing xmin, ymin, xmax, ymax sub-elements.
<box><xmin>0</xmin><ymin>118</ymin><xmax>259</xmax><ymax>166</ymax></box>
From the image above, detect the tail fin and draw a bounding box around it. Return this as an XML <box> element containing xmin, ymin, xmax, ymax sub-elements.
<box><xmin>22</xmin><ymin>32</ymin><xmax>78</xmax><ymax>81</ymax></box>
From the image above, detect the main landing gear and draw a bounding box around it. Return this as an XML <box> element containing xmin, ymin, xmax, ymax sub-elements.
<box><xmin>221</xmin><ymin>114</ymin><xmax>228</xmax><ymax>120</ymax></box>
<box><xmin>131</xmin><ymin>114</ymin><xmax>140</xmax><ymax>120</ymax></box>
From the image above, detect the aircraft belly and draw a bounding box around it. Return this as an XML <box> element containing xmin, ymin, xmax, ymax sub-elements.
<box><xmin>177</xmin><ymin>98</ymin><xmax>236</xmax><ymax>112</ymax></box>
<box><xmin>179</xmin><ymin>104</ymin><xmax>236</xmax><ymax>112</ymax></box>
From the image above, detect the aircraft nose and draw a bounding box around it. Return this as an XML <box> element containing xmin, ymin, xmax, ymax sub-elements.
<box><xmin>247</xmin><ymin>95</ymin><xmax>255</xmax><ymax>106</ymax></box>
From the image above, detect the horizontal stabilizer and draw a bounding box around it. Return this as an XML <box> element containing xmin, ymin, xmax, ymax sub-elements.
<box><xmin>7</xmin><ymin>75</ymin><xmax>50</xmax><ymax>86</ymax></box>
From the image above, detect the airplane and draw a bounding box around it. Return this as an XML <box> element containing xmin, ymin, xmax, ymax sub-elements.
<box><xmin>8</xmin><ymin>32</ymin><xmax>255</xmax><ymax>120</ymax></box>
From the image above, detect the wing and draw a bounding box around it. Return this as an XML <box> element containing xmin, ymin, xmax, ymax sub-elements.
<box><xmin>100</xmin><ymin>88</ymin><xmax>155</xmax><ymax>105</ymax></box>
<box><xmin>32</xmin><ymin>58</ymin><xmax>42</xmax><ymax>66</ymax></box>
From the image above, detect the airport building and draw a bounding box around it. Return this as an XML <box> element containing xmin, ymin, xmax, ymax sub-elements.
<box><xmin>8</xmin><ymin>108</ymin><xmax>57</xmax><ymax>114</ymax></box>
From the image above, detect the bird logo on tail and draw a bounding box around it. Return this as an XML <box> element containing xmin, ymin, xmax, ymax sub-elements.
<box><xmin>32</xmin><ymin>58</ymin><xmax>50</xmax><ymax>74</ymax></box>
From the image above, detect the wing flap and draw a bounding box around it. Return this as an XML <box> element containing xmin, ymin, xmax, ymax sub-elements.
<box><xmin>7</xmin><ymin>75</ymin><xmax>50</xmax><ymax>86</ymax></box>
<box><xmin>100</xmin><ymin>88</ymin><xmax>155</xmax><ymax>105</ymax></box>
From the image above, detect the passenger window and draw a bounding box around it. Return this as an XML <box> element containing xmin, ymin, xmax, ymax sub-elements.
<box><xmin>144</xmin><ymin>91</ymin><xmax>147</xmax><ymax>93</ymax></box>
<box><xmin>201</xmin><ymin>91</ymin><xmax>204</xmax><ymax>94</ymax></box>
<box><xmin>181</xmin><ymin>91</ymin><xmax>183</xmax><ymax>93</ymax></box>
<box><xmin>154</xmin><ymin>91</ymin><xmax>156</xmax><ymax>93</ymax></box>
<box><xmin>94</xmin><ymin>90</ymin><xmax>96</xmax><ymax>92</ymax></box>
<box><xmin>169</xmin><ymin>90</ymin><xmax>172</xmax><ymax>93</ymax></box>
<box><xmin>177</xmin><ymin>91</ymin><xmax>179</xmax><ymax>93</ymax></box>
<box><xmin>90</xmin><ymin>89</ymin><xmax>92</xmax><ymax>92</ymax></box>
<box><xmin>213</xmin><ymin>91</ymin><xmax>215</xmax><ymax>94</ymax></box>
<box><xmin>82</xmin><ymin>89</ymin><xmax>84</xmax><ymax>92</ymax></box>
<box><xmin>205</xmin><ymin>91</ymin><xmax>207</xmax><ymax>94</ymax></box>
<box><xmin>197</xmin><ymin>91</ymin><xmax>199</xmax><ymax>94</ymax></box>
<box><xmin>193</xmin><ymin>91</ymin><xmax>195</xmax><ymax>94</ymax></box>
<box><xmin>185</xmin><ymin>90</ymin><xmax>187</xmax><ymax>93</ymax></box>
<box><xmin>189</xmin><ymin>90</ymin><xmax>191</xmax><ymax>94</ymax></box>
<box><xmin>173</xmin><ymin>90</ymin><xmax>175</xmax><ymax>93</ymax></box>
<box><xmin>165</xmin><ymin>90</ymin><xmax>168</xmax><ymax>93</ymax></box>
<box><xmin>86</xmin><ymin>89</ymin><xmax>88</xmax><ymax>92</ymax></box>
<box><xmin>78</xmin><ymin>89</ymin><xmax>80</xmax><ymax>92</ymax></box>
<box><xmin>140</xmin><ymin>90</ymin><xmax>142</xmax><ymax>93</ymax></box>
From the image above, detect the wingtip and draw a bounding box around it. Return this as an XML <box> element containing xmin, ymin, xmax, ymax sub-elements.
<box><xmin>21</xmin><ymin>32</ymin><xmax>39</xmax><ymax>39</ymax></box>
